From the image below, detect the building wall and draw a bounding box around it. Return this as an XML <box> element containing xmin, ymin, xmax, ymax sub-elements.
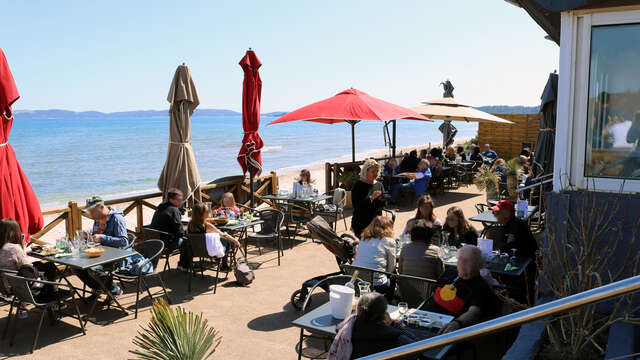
<box><xmin>477</xmin><ymin>113</ymin><xmax>541</xmax><ymax>160</ymax></box>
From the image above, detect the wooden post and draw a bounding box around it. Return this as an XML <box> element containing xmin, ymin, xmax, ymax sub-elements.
<box><xmin>68</xmin><ymin>201</ymin><xmax>82</xmax><ymax>238</ymax></box>
<box><xmin>333</xmin><ymin>163</ymin><xmax>339</xmax><ymax>190</ymax></box>
<box><xmin>65</xmin><ymin>201</ymin><xmax>75</xmax><ymax>239</ymax></box>
<box><xmin>136</xmin><ymin>200</ymin><xmax>144</xmax><ymax>234</ymax></box>
<box><xmin>270</xmin><ymin>171</ymin><xmax>278</xmax><ymax>195</ymax></box>
<box><xmin>325</xmin><ymin>163</ymin><xmax>331</xmax><ymax>193</ymax></box>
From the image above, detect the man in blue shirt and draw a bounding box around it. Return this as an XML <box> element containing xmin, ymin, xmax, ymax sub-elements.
<box><xmin>392</xmin><ymin>159</ymin><xmax>432</xmax><ymax>202</ymax></box>
<box><xmin>481</xmin><ymin>144</ymin><xmax>498</xmax><ymax>163</ymax></box>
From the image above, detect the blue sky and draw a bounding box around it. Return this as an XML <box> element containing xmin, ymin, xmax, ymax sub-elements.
<box><xmin>3</xmin><ymin>0</ymin><xmax>559</xmax><ymax>113</ymax></box>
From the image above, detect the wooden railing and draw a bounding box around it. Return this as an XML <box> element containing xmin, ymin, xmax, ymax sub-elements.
<box><xmin>31</xmin><ymin>171</ymin><xmax>278</xmax><ymax>243</ymax></box>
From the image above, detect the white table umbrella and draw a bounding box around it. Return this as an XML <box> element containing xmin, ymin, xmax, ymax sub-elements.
<box><xmin>412</xmin><ymin>98</ymin><xmax>514</xmax><ymax>124</ymax></box>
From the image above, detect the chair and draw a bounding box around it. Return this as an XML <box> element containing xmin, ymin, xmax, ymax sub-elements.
<box><xmin>142</xmin><ymin>226</ymin><xmax>181</xmax><ymax>274</ymax></box>
<box><xmin>184</xmin><ymin>233</ymin><xmax>233</xmax><ymax>294</ymax></box>
<box><xmin>111</xmin><ymin>240</ymin><xmax>171</xmax><ymax>318</ymax></box>
<box><xmin>124</xmin><ymin>232</ymin><xmax>137</xmax><ymax>249</ymax></box>
<box><xmin>280</xmin><ymin>202</ymin><xmax>312</xmax><ymax>245</ymax></box>
<box><xmin>475</xmin><ymin>203</ymin><xmax>496</xmax><ymax>234</ymax></box>
<box><xmin>396</xmin><ymin>273</ymin><xmax>438</xmax><ymax>309</ymax></box>
<box><xmin>246</xmin><ymin>209</ymin><xmax>285</xmax><ymax>265</ymax></box>
<box><xmin>314</xmin><ymin>188</ymin><xmax>348</xmax><ymax>232</ymax></box>
<box><xmin>340</xmin><ymin>264</ymin><xmax>380</xmax><ymax>286</ymax></box>
<box><xmin>2</xmin><ymin>272</ymin><xmax>85</xmax><ymax>353</ymax></box>
<box><xmin>0</xmin><ymin>269</ymin><xmax>17</xmax><ymax>340</ymax></box>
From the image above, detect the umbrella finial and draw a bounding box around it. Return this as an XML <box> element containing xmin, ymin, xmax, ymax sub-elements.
<box><xmin>182</xmin><ymin>62</ymin><xmax>185</xmax><ymax>66</ymax></box>
<box><xmin>248</xmin><ymin>47</ymin><xmax>252</xmax><ymax>51</ymax></box>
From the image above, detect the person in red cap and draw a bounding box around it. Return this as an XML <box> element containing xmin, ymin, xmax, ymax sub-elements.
<box><xmin>490</xmin><ymin>200</ymin><xmax>538</xmax><ymax>259</ymax></box>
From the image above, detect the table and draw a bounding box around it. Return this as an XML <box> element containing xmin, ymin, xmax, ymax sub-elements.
<box><xmin>291</xmin><ymin>303</ymin><xmax>453</xmax><ymax>360</ymax></box>
<box><xmin>218</xmin><ymin>219</ymin><xmax>264</xmax><ymax>257</ymax></box>
<box><xmin>263</xmin><ymin>194</ymin><xmax>331</xmax><ymax>204</ymax></box>
<box><xmin>443</xmin><ymin>250</ymin><xmax>533</xmax><ymax>277</ymax></box>
<box><xmin>30</xmin><ymin>246</ymin><xmax>138</xmax><ymax>321</ymax></box>
<box><xmin>469</xmin><ymin>206</ymin><xmax>538</xmax><ymax>225</ymax></box>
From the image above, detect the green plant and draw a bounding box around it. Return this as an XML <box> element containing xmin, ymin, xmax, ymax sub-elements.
<box><xmin>130</xmin><ymin>300</ymin><xmax>221</xmax><ymax>360</ymax></box>
<box><xmin>503</xmin><ymin>158</ymin><xmax>522</xmax><ymax>176</ymax></box>
<box><xmin>473</xmin><ymin>164</ymin><xmax>498</xmax><ymax>192</ymax></box>
<box><xmin>338</xmin><ymin>172</ymin><xmax>359</xmax><ymax>191</ymax></box>
<box><xmin>462</xmin><ymin>136</ymin><xmax>478</xmax><ymax>151</ymax></box>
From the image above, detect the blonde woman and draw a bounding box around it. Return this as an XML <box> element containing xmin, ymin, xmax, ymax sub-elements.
<box><xmin>352</xmin><ymin>216</ymin><xmax>396</xmax><ymax>297</ymax></box>
<box><xmin>351</xmin><ymin>158</ymin><xmax>385</xmax><ymax>238</ymax></box>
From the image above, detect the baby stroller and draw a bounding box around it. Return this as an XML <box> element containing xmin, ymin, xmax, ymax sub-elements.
<box><xmin>289</xmin><ymin>215</ymin><xmax>357</xmax><ymax>309</ymax></box>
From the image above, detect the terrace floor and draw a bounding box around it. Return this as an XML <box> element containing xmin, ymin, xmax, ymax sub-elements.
<box><xmin>0</xmin><ymin>186</ymin><xmax>487</xmax><ymax>360</ymax></box>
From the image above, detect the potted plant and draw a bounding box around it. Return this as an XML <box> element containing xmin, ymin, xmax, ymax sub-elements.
<box><xmin>473</xmin><ymin>164</ymin><xmax>499</xmax><ymax>202</ymax></box>
<box><xmin>503</xmin><ymin>158</ymin><xmax>522</xmax><ymax>200</ymax></box>
<box><xmin>130</xmin><ymin>300</ymin><xmax>221</xmax><ymax>360</ymax></box>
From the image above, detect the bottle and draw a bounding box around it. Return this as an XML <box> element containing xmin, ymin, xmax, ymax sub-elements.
<box><xmin>345</xmin><ymin>271</ymin><xmax>359</xmax><ymax>290</ymax></box>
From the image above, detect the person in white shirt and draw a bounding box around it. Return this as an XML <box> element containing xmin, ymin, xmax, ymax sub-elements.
<box><xmin>352</xmin><ymin>215</ymin><xmax>396</xmax><ymax>299</ymax></box>
<box><xmin>293</xmin><ymin>169</ymin><xmax>313</xmax><ymax>196</ymax></box>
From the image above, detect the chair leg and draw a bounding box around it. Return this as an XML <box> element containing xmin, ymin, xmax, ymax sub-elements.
<box><xmin>214</xmin><ymin>259</ymin><xmax>220</xmax><ymax>294</ymax></box>
<box><xmin>134</xmin><ymin>277</ymin><xmax>141</xmax><ymax>319</ymax></box>
<box><xmin>188</xmin><ymin>265</ymin><xmax>193</xmax><ymax>292</ymax></box>
<box><xmin>277</xmin><ymin>236</ymin><xmax>281</xmax><ymax>266</ymax></box>
<box><xmin>142</xmin><ymin>278</ymin><xmax>154</xmax><ymax>300</ymax></box>
<box><xmin>157</xmin><ymin>274</ymin><xmax>171</xmax><ymax>304</ymax></box>
<box><xmin>2</xmin><ymin>299</ymin><xmax>14</xmax><ymax>340</ymax></box>
<box><xmin>10</xmin><ymin>304</ymin><xmax>22</xmax><ymax>346</ymax></box>
<box><xmin>31</xmin><ymin>310</ymin><xmax>46</xmax><ymax>353</ymax></box>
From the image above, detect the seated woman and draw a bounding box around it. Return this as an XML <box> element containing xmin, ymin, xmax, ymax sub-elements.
<box><xmin>351</xmin><ymin>216</ymin><xmax>396</xmax><ymax>298</ymax></box>
<box><xmin>399</xmin><ymin>220</ymin><xmax>444</xmax><ymax>281</ymax></box>
<box><xmin>491</xmin><ymin>158</ymin><xmax>507</xmax><ymax>183</ymax></box>
<box><xmin>329</xmin><ymin>292</ymin><xmax>415</xmax><ymax>360</ymax></box>
<box><xmin>216</xmin><ymin>192</ymin><xmax>242</xmax><ymax>217</ymax></box>
<box><xmin>382</xmin><ymin>158</ymin><xmax>399</xmax><ymax>192</ymax></box>
<box><xmin>445</xmin><ymin>146</ymin><xmax>456</xmax><ymax>162</ymax></box>
<box><xmin>469</xmin><ymin>145</ymin><xmax>483</xmax><ymax>163</ymax></box>
<box><xmin>292</xmin><ymin>169</ymin><xmax>313</xmax><ymax>196</ymax></box>
<box><xmin>0</xmin><ymin>218</ymin><xmax>59</xmax><ymax>300</ymax></box>
<box><xmin>178</xmin><ymin>202</ymin><xmax>241</xmax><ymax>271</ymax></box>
<box><xmin>456</xmin><ymin>146</ymin><xmax>467</xmax><ymax>161</ymax></box>
<box><xmin>401</xmin><ymin>194</ymin><xmax>442</xmax><ymax>238</ymax></box>
<box><xmin>442</xmin><ymin>206</ymin><xmax>479</xmax><ymax>247</ymax></box>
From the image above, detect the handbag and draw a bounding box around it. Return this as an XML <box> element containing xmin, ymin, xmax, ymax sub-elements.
<box><xmin>234</xmin><ymin>253</ymin><xmax>254</xmax><ymax>286</ymax></box>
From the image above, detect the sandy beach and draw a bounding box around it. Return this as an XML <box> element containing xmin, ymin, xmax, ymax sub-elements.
<box><xmin>36</xmin><ymin>137</ymin><xmax>472</xmax><ymax>244</ymax></box>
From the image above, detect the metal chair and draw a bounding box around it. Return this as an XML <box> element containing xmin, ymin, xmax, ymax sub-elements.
<box><xmin>111</xmin><ymin>240</ymin><xmax>171</xmax><ymax>318</ymax></box>
<box><xmin>314</xmin><ymin>188</ymin><xmax>348</xmax><ymax>232</ymax></box>
<box><xmin>184</xmin><ymin>233</ymin><xmax>233</xmax><ymax>294</ymax></box>
<box><xmin>0</xmin><ymin>269</ymin><xmax>17</xmax><ymax>340</ymax></box>
<box><xmin>396</xmin><ymin>273</ymin><xmax>438</xmax><ymax>309</ymax></box>
<box><xmin>280</xmin><ymin>202</ymin><xmax>312</xmax><ymax>246</ymax></box>
<box><xmin>142</xmin><ymin>226</ymin><xmax>181</xmax><ymax>274</ymax></box>
<box><xmin>2</xmin><ymin>272</ymin><xmax>85</xmax><ymax>353</ymax></box>
<box><xmin>124</xmin><ymin>232</ymin><xmax>137</xmax><ymax>249</ymax></box>
<box><xmin>246</xmin><ymin>209</ymin><xmax>285</xmax><ymax>265</ymax></box>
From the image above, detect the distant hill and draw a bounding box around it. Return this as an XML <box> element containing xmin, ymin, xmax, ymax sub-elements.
<box><xmin>476</xmin><ymin>105</ymin><xmax>540</xmax><ymax>114</ymax></box>
<box><xmin>13</xmin><ymin>105</ymin><xmax>536</xmax><ymax>120</ymax></box>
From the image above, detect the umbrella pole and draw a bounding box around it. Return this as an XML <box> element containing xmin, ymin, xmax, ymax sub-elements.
<box><xmin>392</xmin><ymin>119</ymin><xmax>397</xmax><ymax>158</ymax></box>
<box><xmin>249</xmin><ymin>164</ymin><xmax>255</xmax><ymax>209</ymax></box>
<box><xmin>350</xmin><ymin>121</ymin><xmax>356</xmax><ymax>163</ymax></box>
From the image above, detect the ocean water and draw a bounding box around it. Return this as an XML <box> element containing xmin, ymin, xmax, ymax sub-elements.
<box><xmin>9</xmin><ymin>116</ymin><xmax>477</xmax><ymax>207</ymax></box>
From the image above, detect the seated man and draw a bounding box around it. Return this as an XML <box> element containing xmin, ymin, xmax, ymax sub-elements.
<box><xmin>424</xmin><ymin>245</ymin><xmax>501</xmax><ymax>333</ymax></box>
<box><xmin>481</xmin><ymin>143</ymin><xmax>498</xmax><ymax>163</ymax></box>
<box><xmin>76</xmin><ymin>196</ymin><xmax>129</xmax><ymax>298</ymax></box>
<box><xmin>399</xmin><ymin>150</ymin><xmax>420</xmax><ymax>173</ymax></box>
<box><xmin>492</xmin><ymin>199</ymin><xmax>538</xmax><ymax>304</ymax></box>
<box><xmin>399</xmin><ymin>220</ymin><xmax>444</xmax><ymax>281</ymax></box>
<box><xmin>150</xmin><ymin>188</ymin><xmax>186</xmax><ymax>250</ymax></box>
<box><xmin>391</xmin><ymin>159</ymin><xmax>431</xmax><ymax>202</ymax></box>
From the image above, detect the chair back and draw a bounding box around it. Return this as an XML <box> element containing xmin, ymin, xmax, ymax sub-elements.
<box><xmin>0</xmin><ymin>269</ymin><xmax>17</xmax><ymax>297</ymax></box>
<box><xmin>475</xmin><ymin>203</ymin><xmax>491</xmax><ymax>214</ymax></box>
<box><xmin>133</xmin><ymin>240</ymin><xmax>165</xmax><ymax>270</ymax></box>
<box><xmin>340</xmin><ymin>264</ymin><xmax>377</xmax><ymax>285</ymax></box>
<box><xmin>484</xmin><ymin>227</ymin><xmax>505</xmax><ymax>251</ymax></box>
<box><xmin>257</xmin><ymin>209</ymin><xmax>284</xmax><ymax>236</ymax></box>
<box><xmin>3</xmin><ymin>273</ymin><xmax>38</xmax><ymax>305</ymax></box>
<box><xmin>142</xmin><ymin>226</ymin><xmax>172</xmax><ymax>243</ymax></box>
<box><xmin>396</xmin><ymin>274</ymin><xmax>438</xmax><ymax>309</ymax></box>
<box><xmin>186</xmin><ymin>233</ymin><xmax>210</xmax><ymax>258</ymax></box>
<box><xmin>125</xmin><ymin>232</ymin><xmax>137</xmax><ymax>249</ymax></box>
<box><xmin>332</xmin><ymin>188</ymin><xmax>347</xmax><ymax>209</ymax></box>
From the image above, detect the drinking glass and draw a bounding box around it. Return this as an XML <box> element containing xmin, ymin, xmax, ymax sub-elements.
<box><xmin>441</xmin><ymin>231</ymin><xmax>450</xmax><ymax>247</ymax></box>
<box><xmin>358</xmin><ymin>282</ymin><xmax>371</xmax><ymax>297</ymax></box>
<box><xmin>398</xmin><ymin>302</ymin><xmax>409</xmax><ymax>318</ymax></box>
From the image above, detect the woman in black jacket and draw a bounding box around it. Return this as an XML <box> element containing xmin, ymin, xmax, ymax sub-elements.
<box><xmin>442</xmin><ymin>206</ymin><xmax>479</xmax><ymax>247</ymax></box>
<box><xmin>351</xmin><ymin>159</ymin><xmax>386</xmax><ymax>238</ymax></box>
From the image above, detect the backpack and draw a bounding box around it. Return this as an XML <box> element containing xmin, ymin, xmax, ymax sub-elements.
<box><xmin>234</xmin><ymin>257</ymin><xmax>254</xmax><ymax>286</ymax></box>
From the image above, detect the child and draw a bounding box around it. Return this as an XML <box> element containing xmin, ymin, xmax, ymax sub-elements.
<box><xmin>217</xmin><ymin>192</ymin><xmax>242</xmax><ymax>217</ymax></box>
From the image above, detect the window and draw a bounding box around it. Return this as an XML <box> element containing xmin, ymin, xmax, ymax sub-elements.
<box><xmin>584</xmin><ymin>23</ymin><xmax>640</xmax><ymax>179</ymax></box>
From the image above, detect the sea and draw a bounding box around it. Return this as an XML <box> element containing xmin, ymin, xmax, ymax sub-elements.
<box><xmin>9</xmin><ymin>116</ymin><xmax>477</xmax><ymax>208</ymax></box>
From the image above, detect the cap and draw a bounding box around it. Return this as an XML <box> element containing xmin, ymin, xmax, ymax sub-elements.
<box><xmin>84</xmin><ymin>196</ymin><xmax>104</xmax><ymax>211</ymax></box>
<box><xmin>490</xmin><ymin>200</ymin><xmax>515</xmax><ymax>212</ymax></box>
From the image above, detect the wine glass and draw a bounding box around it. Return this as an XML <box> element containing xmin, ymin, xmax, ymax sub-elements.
<box><xmin>398</xmin><ymin>302</ymin><xmax>409</xmax><ymax>319</ymax></box>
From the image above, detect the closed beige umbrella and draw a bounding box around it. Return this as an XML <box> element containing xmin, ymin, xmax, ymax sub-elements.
<box><xmin>158</xmin><ymin>64</ymin><xmax>201</xmax><ymax>200</ymax></box>
<box><xmin>412</xmin><ymin>98</ymin><xmax>514</xmax><ymax>124</ymax></box>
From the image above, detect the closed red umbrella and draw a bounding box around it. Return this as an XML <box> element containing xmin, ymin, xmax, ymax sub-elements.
<box><xmin>267</xmin><ymin>88</ymin><xmax>431</xmax><ymax>161</ymax></box>
<box><xmin>0</xmin><ymin>49</ymin><xmax>43</xmax><ymax>242</ymax></box>
<box><xmin>237</xmin><ymin>49</ymin><xmax>264</xmax><ymax>206</ymax></box>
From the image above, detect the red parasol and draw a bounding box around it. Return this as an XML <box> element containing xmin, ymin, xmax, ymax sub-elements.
<box><xmin>267</xmin><ymin>88</ymin><xmax>430</xmax><ymax>161</ymax></box>
<box><xmin>0</xmin><ymin>49</ymin><xmax>43</xmax><ymax>242</ymax></box>
<box><xmin>237</xmin><ymin>49</ymin><xmax>264</xmax><ymax>179</ymax></box>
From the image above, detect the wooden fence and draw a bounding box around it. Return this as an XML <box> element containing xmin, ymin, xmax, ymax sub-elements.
<box><xmin>31</xmin><ymin>171</ymin><xmax>278</xmax><ymax>244</ymax></box>
<box><xmin>478</xmin><ymin>113</ymin><xmax>541</xmax><ymax>160</ymax></box>
<box><xmin>325</xmin><ymin>156</ymin><xmax>398</xmax><ymax>193</ymax></box>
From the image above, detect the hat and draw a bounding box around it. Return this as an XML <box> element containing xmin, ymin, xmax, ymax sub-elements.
<box><xmin>490</xmin><ymin>200</ymin><xmax>514</xmax><ymax>212</ymax></box>
<box><xmin>84</xmin><ymin>196</ymin><xmax>104</xmax><ymax>211</ymax></box>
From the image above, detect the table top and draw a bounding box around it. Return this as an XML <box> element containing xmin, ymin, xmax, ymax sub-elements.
<box><xmin>30</xmin><ymin>246</ymin><xmax>137</xmax><ymax>270</ymax></box>
<box><xmin>263</xmin><ymin>194</ymin><xmax>331</xmax><ymax>203</ymax></box>
<box><xmin>292</xmin><ymin>303</ymin><xmax>453</xmax><ymax>359</ymax></box>
<box><xmin>444</xmin><ymin>251</ymin><xmax>532</xmax><ymax>277</ymax></box>
<box><xmin>218</xmin><ymin>219</ymin><xmax>263</xmax><ymax>232</ymax></box>
<box><xmin>469</xmin><ymin>206</ymin><xmax>538</xmax><ymax>224</ymax></box>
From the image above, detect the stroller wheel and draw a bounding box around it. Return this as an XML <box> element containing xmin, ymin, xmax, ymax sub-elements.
<box><xmin>290</xmin><ymin>289</ymin><xmax>309</xmax><ymax>310</ymax></box>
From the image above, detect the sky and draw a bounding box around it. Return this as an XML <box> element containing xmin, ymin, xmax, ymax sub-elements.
<box><xmin>2</xmin><ymin>0</ymin><xmax>559</xmax><ymax>113</ymax></box>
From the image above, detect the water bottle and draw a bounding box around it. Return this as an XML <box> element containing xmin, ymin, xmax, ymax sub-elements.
<box><xmin>345</xmin><ymin>271</ymin><xmax>359</xmax><ymax>290</ymax></box>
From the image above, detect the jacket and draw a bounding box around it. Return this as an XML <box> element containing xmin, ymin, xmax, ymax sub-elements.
<box><xmin>150</xmin><ymin>202</ymin><xmax>185</xmax><ymax>239</ymax></box>
<box><xmin>92</xmin><ymin>207</ymin><xmax>128</xmax><ymax>248</ymax></box>
<box><xmin>398</xmin><ymin>242</ymin><xmax>444</xmax><ymax>281</ymax></box>
<box><xmin>352</xmin><ymin>237</ymin><xmax>396</xmax><ymax>286</ymax></box>
<box><xmin>350</xmin><ymin>321</ymin><xmax>414</xmax><ymax>359</ymax></box>
<box><xmin>350</xmin><ymin>180</ymin><xmax>385</xmax><ymax>238</ymax></box>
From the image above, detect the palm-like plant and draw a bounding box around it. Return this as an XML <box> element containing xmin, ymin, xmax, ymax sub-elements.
<box><xmin>474</xmin><ymin>164</ymin><xmax>499</xmax><ymax>201</ymax></box>
<box><xmin>130</xmin><ymin>300</ymin><xmax>221</xmax><ymax>360</ymax></box>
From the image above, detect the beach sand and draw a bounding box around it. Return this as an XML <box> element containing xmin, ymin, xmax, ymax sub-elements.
<box><xmin>37</xmin><ymin>137</ymin><xmax>472</xmax><ymax>244</ymax></box>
